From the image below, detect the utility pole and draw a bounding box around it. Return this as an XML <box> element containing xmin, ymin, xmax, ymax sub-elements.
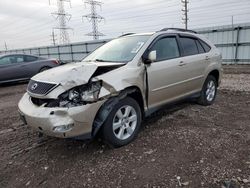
<box><xmin>181</xmin><ymin>0</ymin><xmax>189</xmax><ymax>29</ymax></box>
<box><xmin>50</xmin><ymin>0</ymin><xmax>72</xmax><ymax>44</ymax></box>
<box><xmin>4</xmin><ymin>42</ymin><xmax>8</xmax><ymax>51</ymax></box>
<box><xmin>50</xmin><ymin>30</ymin><xmax>57</xmax><ymax>46</ymax></box>
<box><xmin>83</xmin><ymin>0</ymin><xmax>105</xmax><ymax>40</ymax></box>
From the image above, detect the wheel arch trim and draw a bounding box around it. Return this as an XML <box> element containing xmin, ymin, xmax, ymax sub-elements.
<box><xmin>91</xmin><ymin>86</ymin><xmax>143</xmax><ymax>137</ymax></box>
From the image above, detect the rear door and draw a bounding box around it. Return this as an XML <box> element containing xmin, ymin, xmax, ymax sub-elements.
<box><xmin>177</xmin><ymin>35</ymin><xmax>208</xmax><ymax>92</ymax></box>
<box><xmin>23</xmin><ymin>55</ymin><xmax>40</xmax><ymax>77</ymax></box>
<box><xmin>146</xmin><ymin>35</ymin><xmax>191</xmax><ymax>108</ymax></box>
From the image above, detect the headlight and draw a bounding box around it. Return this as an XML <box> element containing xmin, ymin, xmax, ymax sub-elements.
<box><xmin>59</xmin><ymin>81</ymin><xmax>102</xmax><ymax>107</ymax></box>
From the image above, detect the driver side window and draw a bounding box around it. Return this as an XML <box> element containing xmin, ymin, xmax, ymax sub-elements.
<box><xmin>151</xmin><ymin>37</ymin><xmax>180</xmax><ymax>62</ymax></box>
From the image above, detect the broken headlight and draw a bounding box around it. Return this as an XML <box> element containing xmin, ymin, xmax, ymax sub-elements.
<box><xmin>59</xmin><ymin>81</ymin><xmax>102</xmax><ymax>107</ymax></box>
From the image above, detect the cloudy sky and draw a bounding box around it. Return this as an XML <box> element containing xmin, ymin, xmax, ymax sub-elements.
<box><xmin>0</xmin><ymin>0</ymin><xmax>250</xmax><ymax>50</ymax></box>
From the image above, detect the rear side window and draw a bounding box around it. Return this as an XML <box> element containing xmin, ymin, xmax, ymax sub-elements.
<box><xmin>179</xmin><ymin>37</ymin><xmax>199</xmax><ymax>56</ymax></box>
<box><xmin>8</xmin><ymin>55</ymin><xmax>24</xmax><ymax>64</ymax></box>
<box><xmin>199</xmin><ymin>40</ymin><xmax>211</xmax><ymax>52</ymax></box>
<box><xmin>25</xmin><ymin>55</ymin><xmax>38</xmax><ymax>62</ymax></box>
<box><xmin>151</xmin><ymin>37</ymin><xmax>180</xmax><ymax>62</ymax></box>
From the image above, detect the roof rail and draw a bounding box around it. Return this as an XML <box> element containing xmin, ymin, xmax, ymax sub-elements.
<box><xmin>119</xmin><ymin>33</ymin><xmax>136</xmax><ymax>37</ymax></box>
<box><xmin>159</xmin><ymin>28</ymin><xmax>197</xmax><ymax>34</ymax></box>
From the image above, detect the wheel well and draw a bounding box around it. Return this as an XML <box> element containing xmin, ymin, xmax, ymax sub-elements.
<box><xmin>91</xmin><ymin>86</ymin><xmax>145</xmax><ymax>137</ymax></box>
<box><xmin>208</xmin><ymin>70</ymin><xmax>219</xmax><ymax>85</ymax></box>
<box><xmin>39</xmin><ymin>66</ymin><xmax>51</xmax><ymax>72</ymax></box>
<box><xmin>125</xmin><ymin>87</ymin><xmax>145</xmax><ymax>119</ymax></box>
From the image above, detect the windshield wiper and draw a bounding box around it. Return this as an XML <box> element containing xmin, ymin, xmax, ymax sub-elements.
<box><xmin>83</xmin><ymin>59</ymin><xmax>126</xmax><ymax>63</ymax></box>
<box><xmin>95</xmin><ymin>59</ymin><xmax>107</xmax><ymax>62</ymax></box>
<box><xmin>82</xmin><ymin>60</ymin><xmax>92</xmax><ymax>62</ymax></box>
<box><xmin>95</xmin><ymin>59</ymin><xmax>127</xmax><ymax>63</ymax></box>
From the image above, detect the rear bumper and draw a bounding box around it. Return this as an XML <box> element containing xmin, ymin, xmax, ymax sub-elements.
<box><xmin>18</xmin><ymin>93</ymin><xmax>105</xmax><ymax>138</ymax></box>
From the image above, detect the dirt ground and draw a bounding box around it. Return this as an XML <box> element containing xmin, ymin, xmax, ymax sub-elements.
<box><xmin>0</xmin><ymin>66</ymin><xmax>250</xmax><ymax>188</ymax></box>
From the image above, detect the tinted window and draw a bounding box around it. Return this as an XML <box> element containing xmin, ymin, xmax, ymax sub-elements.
<box><xmin>25</xmin><ymin>55</ymin><xmax>38</xmax><ymax>62</ymax></box>
<box><xmin>179</xmin><ymin>37</ymin><xmax>199</xmax><ymax>56</ymax></box>
<box><xmin>15</xmin><ymin>55</ymin><xmax>24</xmax><ymax>63</ymax></box>
<box><xmin>0</xmin><ymin>56</ymin><xmax>12</xmax><ymax>65</ymax></box>
<box><xmin>151</xmin><ymin>37</ymin><xmax>180</xmax><ymax>61</ymax></box>
<box><xmin>196</xmin><ymin>40</ymin><xmax>205</xmax><ymax>53</ymax></box>
<box><xmin>0</xmin><ymin>55</ymin><xmax>24</xmax><ymax>65</ymax></box>
<box><xmin>199</xmin><ymin>40</ymin><xmax>211</xmax><ymax>52</ymax></box>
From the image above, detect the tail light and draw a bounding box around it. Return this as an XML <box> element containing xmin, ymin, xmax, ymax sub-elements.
<box><xmin>51</xmin><ymin>60</ymin><xmax>60</xmax><ymax>65</ymax></box>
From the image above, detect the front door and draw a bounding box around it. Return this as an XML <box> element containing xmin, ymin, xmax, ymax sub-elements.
<box><xmin>146</xmin><ymin>36</ymin><xmax>190</xmax><ymax>109</ymax></box>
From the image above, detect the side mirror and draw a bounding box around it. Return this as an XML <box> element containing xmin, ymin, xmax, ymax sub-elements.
<box><xmin>144</xmin><ymin>50</ymin><xmax>156</xmax><ymax>64</ymax></box>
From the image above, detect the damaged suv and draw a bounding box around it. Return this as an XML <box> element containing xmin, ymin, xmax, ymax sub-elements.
<box><xmin>18</xmin><ymin>28</ymin><xmax>222</xmax><ymax>147</ymax></box>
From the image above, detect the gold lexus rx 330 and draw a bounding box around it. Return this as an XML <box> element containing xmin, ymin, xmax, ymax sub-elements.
<box><xmin>18</xmin><ymin>28</ymin><xmax>222</xmax><ymax>147</ymax></box>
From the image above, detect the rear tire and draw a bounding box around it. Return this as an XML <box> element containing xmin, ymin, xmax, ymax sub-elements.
<box><xmin>101</xmin><ymin>97</ymin><xmax>142</xmax><ymax>148</ymax></box>
<box><xmin>197</xmin><ymin>75</ymin><xmax>217</xmax><ymax>106</ymax></box>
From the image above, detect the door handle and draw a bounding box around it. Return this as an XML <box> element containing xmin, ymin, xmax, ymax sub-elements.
<box><xmin>205</xmin><ymin>56</ymin><xmax>210</xmax><ymax>60</ymax></box>
<box><xmin>179</xmin><ymin>61</ymin><xmax>187</xmax><ymax>66</ymax></box>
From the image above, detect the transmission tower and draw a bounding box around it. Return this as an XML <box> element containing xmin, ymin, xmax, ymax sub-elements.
<box><xmin>50</xmin><ymin>31</ymin><xmax>57</xmax><ymax>46</ymax></box>
<box><xmin>4</xmin><ymin>42</ymin><xmax>8</xmax><ymax>51</ymax></box>
<box><xmin>51</xmin><ymin>0</ymin><xmax>72</xmax><ymax>44</ymax></box>
<box><xmin>181</xmin><ymin>0</ymin><xmax>189</xmax><ymax>29</ymax></box>
<box><xmin>83</xmin><ymin>0</ymin><xmax>105</xmax><ymax>40</ymax></box>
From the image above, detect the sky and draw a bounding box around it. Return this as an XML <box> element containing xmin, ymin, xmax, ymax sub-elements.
<box><xmin>0</xmin><ymin>0</ymin><xmax>250</xmax><ymax>50</ymax></box>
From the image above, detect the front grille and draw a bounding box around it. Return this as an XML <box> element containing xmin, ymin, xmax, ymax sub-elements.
<box><xmin>27</xmin><ymin>80</ymin><xmax>57</xmax><ymax>96</ymax></box>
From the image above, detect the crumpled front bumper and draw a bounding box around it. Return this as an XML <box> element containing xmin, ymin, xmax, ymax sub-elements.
<box><xmin>18</xmin><ymin>93</ymin><xmax>105</xmax><ymax>138</ymax></box>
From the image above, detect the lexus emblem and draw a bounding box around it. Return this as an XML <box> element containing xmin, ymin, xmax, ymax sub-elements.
<box><xmin>31</xmin><ymin>83</ymin><xmax>38</xmax><ymax>90</ymax></box>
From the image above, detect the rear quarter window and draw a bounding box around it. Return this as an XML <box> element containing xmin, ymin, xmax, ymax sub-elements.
<box><xmin>199</xmin><ymin>40</ymin><xmax>211</xmax><ymax>52</ymax></box>
<box><xmin>25</xmin><ymin>55</ymin><xmax>38</xmax><ymax>62</ymax></box>
<box><xmin>195</xmin><ymin>40</ymin><xmax>205</xmax><ymax>53</ymax></box>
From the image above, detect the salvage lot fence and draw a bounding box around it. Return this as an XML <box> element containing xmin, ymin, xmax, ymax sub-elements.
<box><xmin>1</xmin><ymin>23</ymin><xmax>250</xmax><ymax>64</ymax></box>
<box><xmin>197</xmin><ymin>23</ymin><xmax>250</xmax><ymax>64</ymax></box>
<box><xmin>0</xmin><ymin>40</ymin><xmax>109</xmax><ymax>63</ymax></box>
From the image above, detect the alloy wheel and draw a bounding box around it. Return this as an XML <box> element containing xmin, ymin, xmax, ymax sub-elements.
<box><xmin>112</xmin><ymin>105</ymin><xmax>137</xmax><ymax>140</ymax></box>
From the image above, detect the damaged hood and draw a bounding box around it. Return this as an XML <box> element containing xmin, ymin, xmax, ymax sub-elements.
<box><xmin>32</xmin><ymin>61</ymin><xmax>125</xmax><ymax>89</ymax></box>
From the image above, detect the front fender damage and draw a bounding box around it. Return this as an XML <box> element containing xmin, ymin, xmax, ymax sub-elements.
<box><xmin>90</xmin><ymin>65</ymin><xmax>146</xmax><ymax>138</ymax></box>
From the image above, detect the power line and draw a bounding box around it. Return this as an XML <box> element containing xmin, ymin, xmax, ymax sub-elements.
<box><xmin>1</xmin><ymin>0</ymin><xmax>250</xmax><ymax>50</ymax></box>
<box><xmin>2</xmin><ymin>1</ymin><xmax>248</xmax><ymax>32</ymax></box>
<box><xmin>83</xmin><ymin>0</ymin><xmax>105</xmax><ymax>40</ymax></box>
<box><xmin>4</xmin><ymin>6</ymin><xmax>250</xmax><ymax>40</ymax></box>
<box><xmin>50</xmin><ymin>0</ymin><xmax>72</xmax><ymax>44</ymax></box>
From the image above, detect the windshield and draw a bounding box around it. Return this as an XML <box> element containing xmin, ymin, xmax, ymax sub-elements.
<box><xmin>82</xmin><ymin>35</ymin><xmax>150</xmax><ymax>63</ymax></box>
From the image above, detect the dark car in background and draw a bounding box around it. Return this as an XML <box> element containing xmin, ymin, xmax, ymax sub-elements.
<box><xmin>0</xmin><ymin>54</ymin><xmax>60</xmax><ymax>84</ymax></box>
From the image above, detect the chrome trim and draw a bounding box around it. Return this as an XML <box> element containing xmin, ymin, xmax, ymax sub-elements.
<box><xmin>27</xmin><ymin>80</ymin><xmax>60</xmax><ymax>97</ymax></box>
<box><xmin>152</xmin><ymin>75</ymin><xmax>204</xmax><ymax>92</ymax></box>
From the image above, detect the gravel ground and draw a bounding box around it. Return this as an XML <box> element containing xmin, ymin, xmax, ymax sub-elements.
<box><xmin>0</xmin><ymin>72</ymin><xmax>250</xmax><ymax>188</ymax></box>
<box><xmin>221</xmin><ymin>74</ymin><xmax>250</xmax><ymax>92</ymax></box>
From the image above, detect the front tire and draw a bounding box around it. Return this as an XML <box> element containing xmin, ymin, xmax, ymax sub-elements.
<box><xmin>101</xmin><ymin>97</ymin><xmax>142</xmax><ymax>148</ymax></box>
<box><xmin>197</xmin><ymin>75</ymin><xmax>217</xmax><ymax>106</ymax></box>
